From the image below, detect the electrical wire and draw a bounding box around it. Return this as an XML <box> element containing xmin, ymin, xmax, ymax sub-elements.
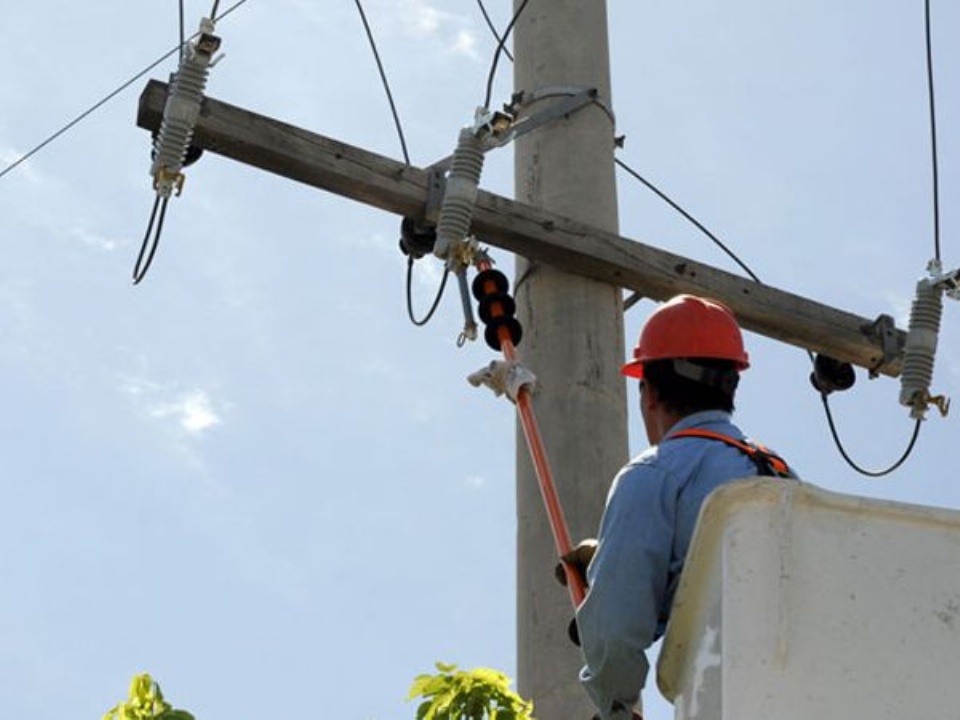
<box><xmin>0</xmin><ymin>51</ymin><xmax>178</xmax><ymax>182</ymax></box>
<box><xmin>924</xmin><ymin>0</ymin><xmax>941</xmax><ymax>263</ymax></box>
<box><xmin>483</xmin><ymin>0</ymin><xmax>532</xmax><ymax>110</ymax></box>
<box><xmin>615</xmin><ymin>158</ymin><xmax>761</xmax><ymax>282</ymax></box>
<box><xmin>353</xmin><ymin>0</ymin><xmax>410</xmax><ymax>165</ymax></box>
<box><xmin>476</xmin><ymin>0</ymin><xmax>514</xmax><ymax>63</ymax></box>
<box><xmin>820</xmin><ymin>395</ymin><xmax>923</xmax><ymax>477</ymax></box>
<box><xmin>352</xmin><ymin>0</ymin><xmax>449</xmax><ymax>324</ymax></box>
<box><xmin>406</xmin><ymin>257</ymin><xmax>450</xmax><ymax>326</ymax></box>
<box><xmin>813</xmin><ymin>0</ymin><xmax>941</xmax><ymax>475</ymax></box>
<box><xmin>134</xmin><ymin>0</ymin><xmax>220</xmax><ymax>284</ymax></box>
<box><xmin>134</xmin><ymin>195</ymin><xmax>170</xmax><ymax>283</ymax></box>
<box><xmin>614</xmin><ymin>153</ymin><xmax>923</xmax><ymax>477</ymax></box>
<box><xmin>473</xmin><ymin>0</ymin><xmax>922</xmax><ymax>475</ymax></box>
<box><xmin>179</xmin><ymin>0</ymin><xmax>186</xmax><ymax>60</ymax></box>
<box><xmin>0</xmin><ymin>0</ymin><xmax>251</xmax><ymax>183</ymax></box>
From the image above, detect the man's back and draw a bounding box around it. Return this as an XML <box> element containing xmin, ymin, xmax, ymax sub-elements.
<box><xmin>577</xmin><ymin>410</ymin><xmax>787</xmax><ymax>720</ymax></box>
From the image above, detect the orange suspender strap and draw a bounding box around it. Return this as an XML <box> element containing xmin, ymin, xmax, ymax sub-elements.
<box><xmin>667</xmin><ymin>428</ymin><xmax>792</xmax><ymax>478</ymax></box>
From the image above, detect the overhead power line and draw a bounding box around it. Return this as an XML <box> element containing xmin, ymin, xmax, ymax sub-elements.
<box><xmin>614</xmin><ymin>159</ymin><xmax>761</xmax><ymax>283</ymax></box>
<box><xmin>0</xmin><ymin>0</ymin><xmax>250</xmax><ymax>183</ymax></box>
<box><xmin>483</xmin><ymin>0</ymin><xmax>532</xmax><ymax>109</ymax></box>
<box><xmin>353</xmin><ymin>0</ymin><xmax>410</xmax><ymax>165</ymax></box>
<box><xmin>476</xmin><ymin>0</ymin><xmax>514</xmax><ymax>63</ymax></box>
<box><xmin>924</xmin><ymin>0</ymin><xmax>941</xmax><ymax>263</ymax></box>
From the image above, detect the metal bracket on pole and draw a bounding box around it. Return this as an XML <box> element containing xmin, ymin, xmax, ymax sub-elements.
<box><xmin>863</xmin><ymin>313</ymin><xmax>902</xmax><ymax>379</ymax></box>
<box><xmin>425</xmin><ymin>87</ymin><xmax>607</xmax><ymax>179</ymax></box>
<box><xmin>417</xmin><ymin>87</ymin><xmax>610</xmax><ymax>245</ymax></box>
<box><xmin>508</xmin><ymin>86</ymin><xmax>616</xmax><ymax>135</ymax></box>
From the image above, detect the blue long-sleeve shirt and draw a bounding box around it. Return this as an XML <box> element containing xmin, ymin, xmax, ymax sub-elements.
<box><xmin>577</xmin><ymin>410</ymin><xmax>789</xmax><ymax>719</ymax></box>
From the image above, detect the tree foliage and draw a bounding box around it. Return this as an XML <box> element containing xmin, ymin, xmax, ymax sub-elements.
<box><xmin>102</xmin><ymin>673</ymin><xmax>195</xmax><ymax>720</ymax></box>
<box><xmin>408</xmin><ymin>662</ymin><xmax>534</xmax><ymax>720</ymax></box>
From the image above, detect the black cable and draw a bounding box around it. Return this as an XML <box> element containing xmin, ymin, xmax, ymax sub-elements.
<box><xmin>133</xmin><ymin>195</ymin><xmax>170</xmax><ymax>284</ymax></box>
<box><xmin>483</xmin><ymin>0</ymin><xmax>532</xmax><ymax>110</ymax></box>
<box><xmin>406</xmin><ymin>257</ymin><xmax>450</xmax><ymax>326</ymax></box>
<box><xmin>0</xmin><ymin>0</ymin><xmax>250</xmax><ymax>183</ymax></box>
<box><xmin>614</xmin><ymin>155</ymin><xmax>922</xmax><ymax>477</ymax></box>
<box><xmin>213</xmin><ymin>0</ymin><xmax>246</xmax><ymax>22</ymax></box>
<box><xmin>353</xmin><ymin>0</ymin><xmax>410</xmax><ymax>165</ymax></box>
<box><xmin>211</xmin><ymin>0</ymin><xmax>222</xmax><ymax>21</ymax></box>
<box><xmin>179</xmin><ymin>0</ymin><xmax>186</xmax><ymax>61</ymax></box>
<box><xmin>615</xmin><ymin>158</ymin><xmax>761</xmax><ymax>282</ymax></box>
<box><xmin>476</xmin><ymin>0</ymin><xmax>514</xmax><ymax>63</ymax></box>
<box><xmin>350</xmin><ymin>0</ymin><xmax>450</xmax><ymax>325</ymax></box>
<box><xmin>819</xmin><ymin>393</ymin><xmax>923</xmax><ymax>477</ymax></box>
<box><xmin>810</xmin><ymin>0</ymin><xmax>937</xmax><ymax>475</ymax></box>
<box><xmin>924</xmin><ymin>0</ymin><xmax>941</xmax><ymax>263</ymax></box>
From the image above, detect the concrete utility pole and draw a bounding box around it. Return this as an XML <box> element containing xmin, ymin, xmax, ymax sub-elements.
<box><xmin>511</xmin><ymin>3</ymin><xmax>625</xmax><ymax>719</ymax></box>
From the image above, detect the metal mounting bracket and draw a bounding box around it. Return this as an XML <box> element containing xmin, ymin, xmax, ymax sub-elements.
<box><xmin>424</xmin><ymin>86</ymin><xmax>607</xmax><ymax>210</ymax></box>
<box><xmin>863</xmin><ymin>313</ymin><xmax>901</xmax><ymax>379</ymax></box>
<box><xmin>501</xmin><ymin>87</ymin><xmax>609</xmax><ymax>145</ymax></box>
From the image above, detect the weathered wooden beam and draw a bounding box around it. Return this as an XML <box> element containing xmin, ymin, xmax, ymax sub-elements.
<box><xmin>138</xmin><ymin>79</ymin><xmax>904</xmax><ymax>377</ymax></box>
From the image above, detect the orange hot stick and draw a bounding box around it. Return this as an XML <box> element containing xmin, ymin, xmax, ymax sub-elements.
<box><xmin>478</xmin><ymin>259</ymin><xmax>587</xmax><ymax>607</ymax></box>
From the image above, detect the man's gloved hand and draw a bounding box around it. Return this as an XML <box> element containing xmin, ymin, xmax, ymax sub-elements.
<box><xmin>555</xmin><ymin>539</ymin><xmax>596</xmax><ymax>648</ymax></box>
<box><xmin>554</xmin><ymin>538</ymin><xmax>598</xmax><ymax>587</ymax></box>
<box><xmin>556</xmin><ymin>539</ymin><xmax>597</xmax><ymax>647</ymax></box>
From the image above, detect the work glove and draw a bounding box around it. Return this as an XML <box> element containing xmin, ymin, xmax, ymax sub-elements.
<box><xmin>554</xmin><ymin>538</ymin><xmax>598</xmax><ymax>588</ymax></box>
<box><xmin>554</xmin><ymin>538</ymin><xmax>597</xmax><ymax>647</ymax></box>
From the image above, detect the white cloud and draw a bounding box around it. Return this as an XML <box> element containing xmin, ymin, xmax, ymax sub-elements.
<box><xmin>68</xmin><ymin>225</ymin><xmax>117</xmax><ymax>251</ymax></box>
<box><xmin>450</xmin><ymin>29</ymin><xmax>480</xmax><ymax>59</ymax></box>
<box><xmin>380</xmin><ymin>0</ymin><xmax>478</xmax><ymax>55</ymax></box>
<box><xmin>402</xmin><ymin>0</ymin><xmax>443</xmax><ymax>36</ymax></box>
<box><xmin>0</xmin><ymin>145</ymin><xmax>43</xmax><ymax>185</ymax></box>
<box><xmin>121</xmin><ymin>375</ymin><xmax>224</xmax><ymax>437</ymax></box>
<box><xmin>149</xmin><ymin>390</ymin><xmax>222</xmax><ymax>435</ymax></box>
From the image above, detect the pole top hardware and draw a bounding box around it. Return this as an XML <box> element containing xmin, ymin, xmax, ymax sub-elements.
<box><xmin>863</xmin><ymin>314</ymin><xmax>902</xmax><ymax>380</ymax></box>
<box><xmin>925</xmin><ymin>258</ymin><xmax>960</xmax><ymax>300</ymax></box>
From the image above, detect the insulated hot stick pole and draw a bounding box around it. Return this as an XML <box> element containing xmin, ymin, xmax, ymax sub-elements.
<box><xmin>434</xmin><ymin>114</ymin><xmax>586</xmax><ymax>607</ymax></box>
<box><xmin>471</xmin><ymin>258</ymin><xmax>587</xmax><ymax>608</ymax></box>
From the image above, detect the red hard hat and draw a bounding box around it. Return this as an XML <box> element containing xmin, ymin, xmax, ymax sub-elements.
<box><xmin>622</xmin><ymin>294</ymin><xmax>749</xmax><ymax>379</ymax></box>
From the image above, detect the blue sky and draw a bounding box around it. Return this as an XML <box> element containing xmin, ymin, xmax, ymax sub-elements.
<box><xmin>1</xmin><ymin>2</ymin><xmax>958</xmax><ymax>720</ymax></box>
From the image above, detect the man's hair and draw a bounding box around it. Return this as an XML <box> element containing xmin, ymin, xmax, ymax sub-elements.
<box><xmin>642</xmin><ymin>358</ymin><xmax>739</xmax><ymax>415</ymax></box>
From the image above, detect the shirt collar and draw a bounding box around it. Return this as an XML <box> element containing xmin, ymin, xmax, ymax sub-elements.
<box><xmin>664</xmin><ymin>410</ymin><xmax>734</xmax><ymax>439</ymax></box>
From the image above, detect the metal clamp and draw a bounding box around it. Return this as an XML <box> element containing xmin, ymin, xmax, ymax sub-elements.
<box><xmin>510</xmin><ymin>85</ymin><xmax>616</xmax><ymax>128</ymax></box>
<box><xmin>467</xmin><ymin>360</ymin><xmax>537</xmax><ymax>403</ymax></box>
<box><xmin>927</xmin><ymin>258</ymin><xmax>960</xmax><ymax>300</ymax></box>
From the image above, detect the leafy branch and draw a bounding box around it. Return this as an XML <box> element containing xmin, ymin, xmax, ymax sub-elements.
<box><xmin>102</xmin><ymin>673</ymin><xmax>195</xmax><ymax>720</ymax></box>
<box><xmin>408</xmin><ymin>662</ymin><xmax>534</xmax><ymax>720</ymax></box>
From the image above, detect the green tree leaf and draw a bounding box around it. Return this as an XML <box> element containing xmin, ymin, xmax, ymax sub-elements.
<box><xmin>408</xmin><ymin>662</ymin><xmax>534</xmax><ymax>720</ymax></box>
<box><xmin>102</xmin><ymin>674</ymin><xmax>195</xmax><ymax>720</ymax></box>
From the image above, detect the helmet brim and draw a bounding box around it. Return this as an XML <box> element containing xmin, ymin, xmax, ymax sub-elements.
<box><xmin>621</xmin><ymin>359</ymin><xmax>644</xmax><ymax>379</ymax></box>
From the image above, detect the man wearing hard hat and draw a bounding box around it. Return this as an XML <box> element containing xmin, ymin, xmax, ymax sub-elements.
<box><xmin>569</xmin><ymin>294</ymin><xmax>794</xmax><ymax>720</ymax></box>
